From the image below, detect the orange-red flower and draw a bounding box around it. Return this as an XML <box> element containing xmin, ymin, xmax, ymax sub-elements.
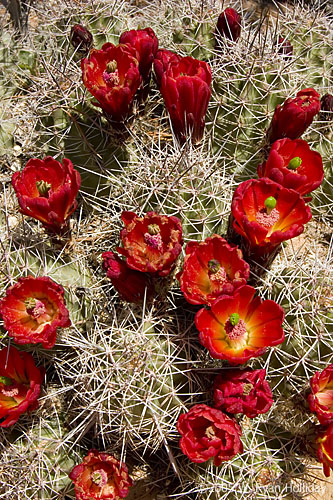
<box><xmin>213</xmin><ymin>368</ymin><xmax>273</xmax><ymax>418</ymax></box>
<box><xmin>0</xmin><ymin>276</ymin><xmax>71</xmax><ymax>349</ymax></box>
<box><xmin>160</xmin><ymin>56</ymin><xmax>211</xmax><ymax>143</ymax></box>
<box><xmin>12</xmin><ymin>156</ymin><xmax>81</xmax><ymax>234</ymax></box>
<box><xmin>308</xmin><ymin>365</ymin><xmax>333</xmax><ymax>425</ymax></box>
<box><xmin>178</xmin><ymin>235</ymin><xmax>250</xmax><ymax>306</ymax></box>
<box><xmin>69</xmin><ymin>450</ymin><xmax>132</xmax><ymax>500</ymax></box>
<box><xmin>153</xmin><ymin>48</ymin><xmax>181</xmax><ymax>88</ymax></box>
<box><xmin>195</xmin><ymin>285</ymin><xmax>285</xmax><ymax>364</ymax></box>
<box><xmin>119</xmin><ymin>28</ymin><xmax>158</xmax><ymax>84</ymax></box>
<box><xmin>117</xmin><ymin>211</ymin><xmax>183</xmax><ymax>277</ymax></box>
<box><xmin>216</xmin><ymin>8</ymin><xmax>241</xmax><ymax>42</ymax></box>
<box><xmin>316</xmin><ymin>423</ymin><xmax>333</xmax><ymax>477</ymax></box>
<box><xmin>102</xmin><ymin>251</ymin><xmax>153</xmax><ymax>303</ymax></box>
<box><xmin>231</xmin><ymin>178</ymin><xmax>312</xmax><ymax>258</ymax></box>
<box><xmin>0</xmin><ymin>346</ymin><xmax>45</xmax><ymax>427</ymax></box>
<box><xmin>81</xmin><ymin>43</ymin><xmax>141</xmax><ymax>121</ymax></box>
<box><xmin>177</xmin><ymin>404</ymin><xmax>243</xmax><ymax>466</ymax></box>
<box><xmin>266</xmin><ymin>88</ymin><xmax>320</xmax><ymax>143</ymax></box>
<box><xmin>257</xmin><ymin>138</ymin><xmax>324</xmax><ymax>196</ymax></box>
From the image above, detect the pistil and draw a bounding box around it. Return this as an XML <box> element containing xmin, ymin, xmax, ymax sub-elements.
<box><xmin>287</xmin><ymin>157</ymin><xmax>302</xmax><ymax>170</ymax></box>
<box><xmin>91</xmin><ymin>469</ymin><xmax>108</xmax><ymax>487</ymax></box>
<box><xmin>36</xmin><ymin>180</ymin><xmax>52</xmax><ymax>197</ymax></box>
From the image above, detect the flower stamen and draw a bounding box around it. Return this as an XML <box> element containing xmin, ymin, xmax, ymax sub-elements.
<box><xmin>205</xmin><ymin>425</ymin><xmax>216</xmax><ymax>439</ymax></box>
<box><xmin>225</xmin><ymin>317</ymin><xmax>247</xmax><ymax>340</ymax></box>
<box><xmin>144</xmin><ymin>232</ymin><xmax>163</xmax><ymax>251</ymax></box>
<box><xmin>103</xmin><ymin>60</ymin><xmax>120</xmax><ymax>86</ymax></box>
<box><xmin>25</xmin><ymin>298</ymin><xmax>47</xmax><ymax>319</ymax></box>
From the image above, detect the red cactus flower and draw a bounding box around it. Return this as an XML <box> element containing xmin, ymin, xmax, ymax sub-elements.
<box><xmin>0</xmin><ymin>346</ymin><xmax>45</xmax><ymax>427</ymax></box>
<box><xmin>153</xmin><ymin>48</ymin><xmax>181</xmax><ymax>88</ymax></box>
<box><xmin>177</xmin><ymin>403</ymin><xmax>243</xmax><ymax>466</ymax></box>
<box><xmin>320</xmin><ymin>93</ymin><xmax>333</xmax><ymax>122</ymax></box>
<box><xmin>316</xmin><ymin>423</ymin><xmax>333</xmax><ymax>477</ymax></box>
<box><xmin>0</xmin><ymin>276</ymin><xmax>71</xmax><ymax>349</ymax></box>
<box><xmin>277</xmin><ymin>36</ymin><xmax>293</xmax><ymax>56</ymax></box>
<box><xmin>266</xmin><ymin>88</ymin><xmax>320</xmax><ymax>143</ymax></box>
<box><xmin>70</xmin><ymin>24</ymin><xmax>93</xmax><ymax>54</ymax></box>
<box><xmin>119</xmin><ymin>28</ymin><xmax>158</xmax><ymax>84</ymax></box>
<box><xmin>117</xmin><ymin>211</ymin><xmax>183</xmax><ymax>277</ymax></box>
<box><xmin>231</xmin><ymin>178</ymin><xmax>312</xmax><ymax>258</ymax></box>
<box><xmin>69</xmin><ymin>449</ymin><xmax>132</xmax><ymax>500</ymax></box>
<box><xmin>213</xmin><ymin>368</ymin><xmax>273</xmax><ymax>418</ymax></box>
<box><xmin>81</xmin><ymin>43</ymin><xmax>142</xmax><ymax>122</ymax></box>
<box><xmin>257</xmin><ymin>138</ymin><xmax>324</xmax><ymax>196</ymax></box>
<box><xmin>308</xmin><ymin>365</ymin><xmax>333</xmax><ymax>425</ymax></box>
<box><xmin>178</xmin><ymin>235</ymin><xmax>250</xmax><ymax>306</ymax></box>
<box><xmin>160</xmin><ymin>56</ymin><xmax>211</xmax><ymax>144</ymax></box>
<box><xmin>195</xmin><ymin>285</ymin><xmax>285</xmax><ymax>364</ymax></box>
<box><xmin>216</xmin><ymin>8</ymin><xmax>241</xmax><ymax>42</ymax></box>
<box><xmin>12</xmin><ymin>156</ymin><xmax>81</xmax><ymax>234</ymax></box>
<box><xmin>102</xmin><ymin>251</ymin><xmax>153</xmax><ymax>303</ymax></box>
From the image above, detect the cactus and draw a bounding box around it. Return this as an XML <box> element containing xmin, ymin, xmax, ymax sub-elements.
<box><xmin>0</xmin><ymin>0</ymin><xmax>332</xmax><ymax>499</ymax></box>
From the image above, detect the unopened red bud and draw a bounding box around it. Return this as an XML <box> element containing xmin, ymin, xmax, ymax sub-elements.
<box><xmin>278</xmin><ymin>36</ymin><xmax>293</xmax><ymax>56</ymax></box>
<box><xmin>216</xmin><ymin>8</ymin><xmax>241</xmax><ymax>43</ymax></box>
<box><xmin>320</xmin><ymin>94</ymin><xmax>333</xmax><ymax>122</ymax></box>
<box><xmin>70</xmin><ymin>24</ymin><xmax>93</xmax><ymax>54</ymax></box>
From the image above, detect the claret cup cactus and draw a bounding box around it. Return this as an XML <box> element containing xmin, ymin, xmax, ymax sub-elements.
<box><xmin>0</xmin><ymin>0</ymin><xmax>332</xmax><ymax>499</ymax></box>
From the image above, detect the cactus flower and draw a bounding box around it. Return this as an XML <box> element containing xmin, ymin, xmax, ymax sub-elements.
<box><xmin>215</xmin><ymin>8</ymin><xmax>241</xmax><ymax>42</ymax></box>
<box><xmin>160</xmin><ymin>56</ymin><xmax>211</xmax><ymax>143</ymax></box>
<box><xmin>81</xmin><ymin>43</ymin><xmax>142</xmax><ymax>122</ymax></box>
<box><xmin>102</xmin><ymin>251</ymin><xmax>153</xmax><ymax>303</ymax></box>
<box><xmin>117</xmin><ymin>211</ymin><xmax>183</xmax><ymax>277</ymax></box>
<box><xmin>257</xmin><ymin>138</ymin><xmax>324</xmax><ymax>196</ymax></box>
<box><xmin>316</xmin><ymin>423</ymin><xmax>333</xmax><ymax>477</ymax></box>
<box><xmin>70</xmin><ymin>24</ymin><xmax>93</xmax><ymax>54</ymax></box>
<box><xmin>119</xmin><ymin>28</ymin><xmax>158</xmax><ymax>84</ymax></box>
<box><xmin>153</xmin><ymin>48</ymin><xmax>181</xmax><ymax>88</ymax></box>
<box><xmin>308</xmin><ymin>365</ymin><xmax>333</xmax><ymax>425</ymax></box>
<box><xmin>177</xmin><ymin>235</ymin><xmax>250</xmax><ymax>306</ymax></box>
<box><xmin>213</xmin><ymin>368</ymin><xmax>273</xmax><ymax>418</ymax></box>
<box><xmin>69</xmin><ymin>450</ymin><xmax>132</xmax><ymax>500</ymax></box>
<box><xmin>195</xmin><ymin>285</ymin><xmax>285</xmax><ymax>364</ymax></box>
<box><xmin>177</xmin><ymin>403</ymin><xmax>243</xmax><ymax>466</ymax></box>
<box><xmin>0</xmin><ymin>346</ymin><xmax>45</xmax><ymax>427</ymax></box>
<box><xmin>0</xmin><ymin>276</ymin><xmax>71</xmax><ymax>349</ymax></box>
<box><xmin>12</xmin><ymin>156</ymin><xmax>81</xmax><ymax>234</ymax></box>
<box><xmin>231</xmin><ymin>178</ymin><xmax>312</xmax><ymax>259</ymax></box>
<box><xmin>266</xmin><ymin>88</ymin><xmax>320</xmax><ymax>143</ymax></box>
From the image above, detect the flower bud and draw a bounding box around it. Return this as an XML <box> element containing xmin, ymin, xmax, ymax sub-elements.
<box><xmin>70</xmin><ymin>24</ymin><xmax>93</xmax><ymax>54</ymax></box>
<box><xmin>277</xmin><ymin>36</ymin><xmax>293</xmax><ymax>56</ymax></box>
<box><xmin>320</xmin><ymin>94</ymin><xmax>333</xmax><ymax>122</ymax></box>
<box><xmin>216</xmin><ymin>8</ymin><xmax>241</xmax><ymax>43</ymax></box>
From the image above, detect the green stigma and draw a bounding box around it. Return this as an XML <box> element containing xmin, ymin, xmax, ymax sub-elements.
<box><xmin>106</xmin><ymin>60</ymin><xmax>117</xmax><ymax>73</ymax></box>
<box><xmin>147</xmin><ymin>223</ymin><xmax>160</xmax><ymax>235</ymax></box>
<box><xmin>36</xmin><ymin>180</ymin><xmax>51</xmax><ymax>197</ymax></box>
<box><xmin>25</xmin><ymin>297</ymin><xmax>37</xmax><ymax>310</ymax></box>
<box><xmin>264</xmin><ymin>196</ymin><xmax>277</xmax><ymax>210</ymax></box>
<box><xmin>288</xmin><ymin>157</ymin><xmax>302</xmax><ymax>170</ymax></box>
<box><xmin>229</xmin><ymin>313</ymin><xmax>240</xmax><ymax>326</ymax></box>
<box><xmin>0</xmin><ymin>376</ymin><xmax>12</xmax><ymax>386</ymax></box>
<box><xmin>208</xmin><ymin>259</ymin><xmax>220</xmax><ymax>273</ymax></box>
